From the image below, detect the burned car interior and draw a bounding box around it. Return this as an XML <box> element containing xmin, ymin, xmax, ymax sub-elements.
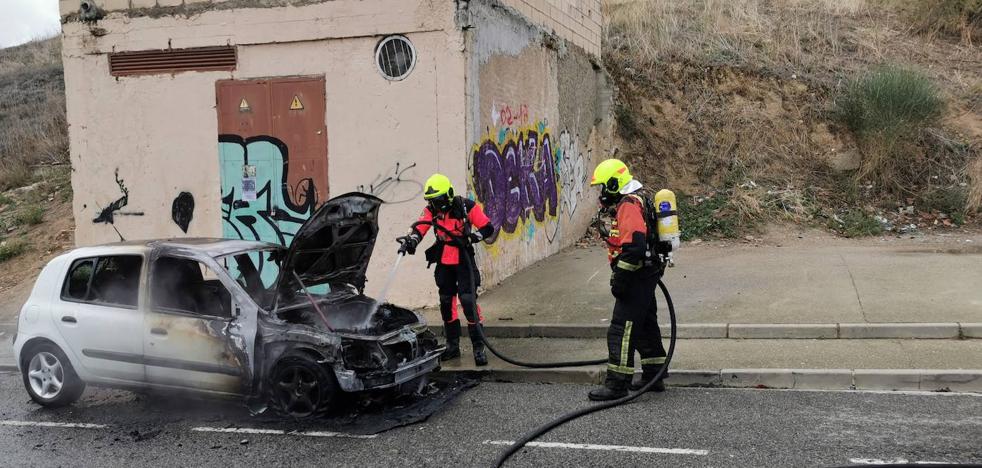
<box><xmin>62</xmin><ymin>255</ymin><xmax>142</xmax><ymax>308</ymax></box>
<box><xmin>151</xmin><ymin>256</ymin><xmax>233</xmax><ymax>318</ymax></box>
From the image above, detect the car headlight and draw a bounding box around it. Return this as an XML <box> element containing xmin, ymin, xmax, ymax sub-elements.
<box><xmin>341</xmin><ymin>340</ymin><xmax>387</xmax><ymax>370</ymax></box>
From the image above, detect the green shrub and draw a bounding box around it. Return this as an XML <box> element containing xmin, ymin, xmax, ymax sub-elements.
<box><xmin>0</xmin><ymin>240</ymin><xmax>27</xmax><ymax>263</ymax></box>
<box><xmin>831</xmin><ymin>209</ymin><xmax>884</xmax><ymax>238</ymax></box>
<box><xmin>835</xmin><ymin>65</ymin><xmax>945</xmax><ymax>139</ymax></box>
<box><xmin>919</xmin><ymin>186</ymin><xmax>968</xmax><ymax>224</ymax></box>
<box><xmin>14</xmin><ymin>204</ymin><xmax>44</xmax><ymax>226</ymax></box>
<box><xmin>0</xmin><ymin>194</ymin><xmax>12</xmax><ymax>206</ymax></box>
<box><xmin>678</xmin><ymin>193</ymin><xmax>738</xmax><ymax>240</ymax></box>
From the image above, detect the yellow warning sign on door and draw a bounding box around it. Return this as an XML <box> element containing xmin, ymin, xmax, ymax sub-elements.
<box><xmin>290</xmin><ymin>95</ymin><xmax>304</xmax><ymax>111</ymax></box>
<box><xmin>238</xmin><ymin>98</ymin><xmax>250</xmax><ymax>112</ymax></box>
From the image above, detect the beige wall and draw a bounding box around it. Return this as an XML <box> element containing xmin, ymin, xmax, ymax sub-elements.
<box><xmin>464</xmin><ymin>0</ymin><xmax>613</xmax><ymax>287</ymax></box>
<box><xmin>499</xmin><ymin>0</ymin><xmax>603</xmax><ymax>57</ymax></box>
<box><xmin>63</xmin><ymin>0</ymin><xmax>465</xmax><ymax>307</ymax></box>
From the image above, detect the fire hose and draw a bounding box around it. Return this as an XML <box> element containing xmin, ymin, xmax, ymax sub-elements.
<box><xmin>400</xmin><ymin>220</ymin><xmax>678</xmax><ymax>467</ymax></box>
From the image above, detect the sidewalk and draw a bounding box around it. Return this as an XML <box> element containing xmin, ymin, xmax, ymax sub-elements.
<box><xmin>423</xmin><ymin>236</ymin><xmax>982</xmax><ymax>326</ymax></box>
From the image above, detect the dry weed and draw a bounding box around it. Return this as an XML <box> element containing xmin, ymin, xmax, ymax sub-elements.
<box><xmin>968</xmin><ymin>156</ymin><xmax>982</xmax><ymax>211</ymax></box>
<box><xmin>0</xmin><ymin>38</ymin><xmax>67</xmax><ymax>191</ymax></box>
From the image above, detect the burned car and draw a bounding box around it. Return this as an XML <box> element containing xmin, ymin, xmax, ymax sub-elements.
<box><xmin>11</xmin><ymin>193</ymin><xmax>442</xmax><ymax>417</ymax></box>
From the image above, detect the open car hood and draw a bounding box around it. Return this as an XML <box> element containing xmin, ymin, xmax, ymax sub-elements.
<box><xmin>277</xmin><ymin>192</ymin><xmax>382</xmax><ymax>293</ymax></box>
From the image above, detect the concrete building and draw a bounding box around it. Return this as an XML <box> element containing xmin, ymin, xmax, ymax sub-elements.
<box><xmin>59</xmin><ymin>0</ymin><xmax>613</xmax><ymax>306</ymax></box>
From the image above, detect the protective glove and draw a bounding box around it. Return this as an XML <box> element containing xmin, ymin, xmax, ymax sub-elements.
<box><xmin>610</xmin><ymin>269</ymin><xmax>629</xmax><ymax>299</ymax></box>
<box><xmin>397</xmin><ymin>233</ymin><xmax>421</xmax><ymax>255</ymax></box>
<box><xmin>467</xmin><ymin>232</ymin><xmax>484</xmax><ymax>244</ymax></box>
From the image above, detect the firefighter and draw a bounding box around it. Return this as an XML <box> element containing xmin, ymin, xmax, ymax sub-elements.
<box><xmin>397</xmin><ymin>173</ymin><xmax>495</xmax><ymax>366</ymax></box>
<box><xmin>587</xmin><ymin>158</ymin><xmax>668</xmax><ymax>401</ymax></box>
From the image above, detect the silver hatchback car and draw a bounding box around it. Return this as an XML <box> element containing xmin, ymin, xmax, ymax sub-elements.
<box><xmin>12</xmin><ymin>193</ymin><xmax>442</xmax><ymax>418</ymax></box>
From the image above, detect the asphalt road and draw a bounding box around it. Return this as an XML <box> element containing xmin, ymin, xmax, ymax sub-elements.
<box><xmin>0</xmin><ymin>370</ymin><xmax>980</xmax><ymax>467</ymax></box>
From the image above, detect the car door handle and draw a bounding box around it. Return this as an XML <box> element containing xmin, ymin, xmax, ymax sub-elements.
<box><xmin>150</xmin><ymin>327</ymin><xmax>168</xmax><ymax>336</ymax></box>
<box><xmin>61</xmin><ymin>316</ymin><xmax>77</xmax><ymax>324</ymax></box>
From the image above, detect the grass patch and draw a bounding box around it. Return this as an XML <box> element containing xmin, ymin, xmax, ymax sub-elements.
<box><xmin>0</xmin><ymin>193</ymin><xmax>12</xmax><ymax>206</ymax></box>
<box><xmin>919</xmin><ymin>186</ymin><xmax>969</xmax><ymax>224</ymax></box>
<box><xmin>891</xmin><ymin>0</ymin><xmax>982</xmax><ymax>44</ymax></box>
<box><xmin>835</xmin><ymin>65</ymin><xmax>945</xmax><ymax>138</ymax></box>
<box><xmin>0</xmin><ymin>240</ymin><xmax>27</xmax><ymax>263</ymax></box>
<box><xmin>831</xmin><ymin>209</ymin><xmax>884</xmax><ymax>237</ymax></box>
<box><xmin>0</xmin><ymin>161</ymin><xmax>35</xmax><ymax>192</ymax></box>
<box><xmin>0</xmin><ymin>38</ymin><xmax>67</xmax><ymax>193</ymax></box>
<box><xmin>834</xmin><ymin>65</ymin><xmax>945</xmax><ymax>190</ymax></box>
<box><xmin>678</xmin><ymin>193</ymin><xmax>739</xmax><ymax>240</ymax></box>
<box><xmin>14</xmin><ymin>204</ymin><xmax>44</xmax><ymax>226</ymax></box>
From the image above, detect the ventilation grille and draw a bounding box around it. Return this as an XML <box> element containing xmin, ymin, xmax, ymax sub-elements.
<box><xmin>375</xmin><ymin>36</ymin><xmax>416</xmax><ymax>81</ymax></box>
<box><xmin>109</xmin><ymin>46</ymin><xmax>237</xmax><ymax>77</ymax></box>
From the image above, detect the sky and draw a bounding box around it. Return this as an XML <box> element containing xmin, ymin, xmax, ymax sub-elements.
<box><xmin>0</xmin><ymin>0</ymin><xmax>60</xmax><ymax>48</ymax></box>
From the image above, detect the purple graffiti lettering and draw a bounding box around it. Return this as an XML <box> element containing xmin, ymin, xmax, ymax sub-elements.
<box><xmin>472</xmin><ymin>129</ymin><xmax>558</xmax><ymax>242</ymax></box>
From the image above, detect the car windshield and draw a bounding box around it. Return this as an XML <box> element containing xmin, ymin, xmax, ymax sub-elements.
<box><xmin>216</xmin><ymin>247</ymin><xmax>285</xmax><ymax>311</ymax></box>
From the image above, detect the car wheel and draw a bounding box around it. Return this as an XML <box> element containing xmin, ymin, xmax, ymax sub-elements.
<box><xmin>268</xmin><ymin>354</ymin><xmax>338</xmax><ymax>419</ymax></box>
<box><xmin>21</xmin><ymin>343</ymin><xmax>85</xmax><ymax>408</ymax></box>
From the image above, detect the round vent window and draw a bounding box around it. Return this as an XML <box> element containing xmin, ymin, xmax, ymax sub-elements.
<box><xmin>376</xmin><ymin>35</ymin><xmax>416</xmax><ymax>81</ymax></box>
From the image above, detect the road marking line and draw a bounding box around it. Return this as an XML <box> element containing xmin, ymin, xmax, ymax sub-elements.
<box><xmin>191</xmin><ymin>426</ymin><xmax>377</xmax><ymax>439</ymax></box>
<box><xmin>849</xmin><ymin>458</ymin><xmax>952</xmax><ymax>465</ymax></box>
<box><xmin>0</xmin><ymin>420</ymin><xmax>107</xmax><ymax>429</ymax></box>
<box><xmin>483</xmin><ymin>440</ymin><xmax>709</xmax><ymax>455</ymax></box>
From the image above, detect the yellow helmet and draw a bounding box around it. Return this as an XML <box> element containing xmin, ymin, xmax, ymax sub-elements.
<box><xmin>590</xmin><ymin>159</ymin><xmax>632</xmax><ymax>193</ymax></box>
<box><xmin>423</xmin><ymin>173</ymin><xmax>454</xmax><ymax>199</ymax></box>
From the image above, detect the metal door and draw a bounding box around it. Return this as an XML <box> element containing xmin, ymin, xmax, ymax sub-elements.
<box><xmin>216</xmin><ymin>77</ymin><xmax>328</xmax><ymax>286</ymax></box>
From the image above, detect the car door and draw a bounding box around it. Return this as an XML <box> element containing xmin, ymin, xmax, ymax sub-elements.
<box><xmin>143</xmin><ymin>253</ymin><xmax>249</xmax><ymax>394</ymax></box>
<box><xmin>54</xmin><ymin>255</ymin><xmax>146</xmax><ymax>383</ymax></box>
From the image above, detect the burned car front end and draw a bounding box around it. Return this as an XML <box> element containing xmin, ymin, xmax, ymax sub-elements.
<box><xmin>228</xmin><ymin>192</ymin><xmax>442</xmax><ymax>413</ymax></box>
<box><xmin>330</xmin><ymin>300</ymin><xmax>442</xmax><ymax>392</ymax></box>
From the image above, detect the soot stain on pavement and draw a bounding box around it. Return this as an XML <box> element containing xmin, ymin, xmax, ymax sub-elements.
<box><xmin>251</xmin><ymin>374</ymin><xmax>481</xmax><ymax>435</ymax></box>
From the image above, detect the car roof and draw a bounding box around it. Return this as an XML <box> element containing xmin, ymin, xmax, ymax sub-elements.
<box><xmin>77</xmin><ymin>238</ymin><xmax>282</xmax><ymax>258</ymax></box>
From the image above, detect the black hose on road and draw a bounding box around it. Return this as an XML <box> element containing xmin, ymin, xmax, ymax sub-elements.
<box><xmin>406</xmin><ymin>221</ymin><xmax>678</xmax><ymax>467</ymax></box>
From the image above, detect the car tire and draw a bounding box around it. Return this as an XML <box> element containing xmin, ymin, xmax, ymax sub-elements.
<box><xmin>268</xmin><ymin>353</ymin><xmax>338</xmax><ymax>419</ymax></box>
<box><xmin>21</xmin><ymin>343</ymin><xmax>85</xmax><ymax>408</ymax></box>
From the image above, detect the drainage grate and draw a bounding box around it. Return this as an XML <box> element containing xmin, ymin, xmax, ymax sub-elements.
<box><xmin>109</xmin><ymin>46</ymin><xmax>236</xmax><ymax>77</ymax></box>
<box><xmin>375</xmin><ymin>35</ymin><xmax>416</xmax><ymax>81</ymax></box>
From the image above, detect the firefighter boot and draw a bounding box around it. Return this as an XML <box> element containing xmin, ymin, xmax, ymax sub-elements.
<box><xmin>468</xmin><ymin>324</ymin><xmax>488</xmax><ymax>366</ymax></box>
<box><xmin>630</xmin><ymin>365</ymin><xmax>667</xmax><ymax>392</ymax></box>
<box><xmin>588</xmin><ymin>372</ymin><xmax>630</xmax><ymax>401</ymax></box>
<box><xmin>441</xmin><ymin>321</ymin><xmax>462</xmax><ymax>361</ymax></box>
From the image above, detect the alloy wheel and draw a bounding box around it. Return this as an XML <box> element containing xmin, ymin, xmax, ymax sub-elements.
<box><xmin>28</xmin><ymin>352</ymin><xmax>64</xmax><ymax>399</ymax></box>
<box><xmin>274</xmin><ymin>365</ymin><xmax>321</xmax><ymax>417</ymax></box>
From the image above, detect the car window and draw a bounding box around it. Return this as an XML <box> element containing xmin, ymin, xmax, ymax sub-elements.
<box><xmin>61</xmin><ymin>255</ymin><xmax>142</xmax><ymax>308</ymax></box>
<box><xmin>151</xmin><ymin>256</ymin><xmax>232</xmax><ymax>319</ymax></box>
<box><xmin>62</xmin><ymin>259</ymin><xmax>95</xmax><ymax>301</ymax></box>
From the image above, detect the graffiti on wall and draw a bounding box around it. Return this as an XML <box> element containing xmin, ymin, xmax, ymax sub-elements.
<box><xmin>356</xmin><ymin>161</ymin><xmax>423</xmax><ymax>204</ymax></box>
<box><xmin>471</xmin><ymin>119</ymin><xmax>560</xmax><ymax>244</ymax></box>
<box><xmin>171</xmin><ymin>192</ymin><xmax>195</xmax><ymax>233</ymax></box>
<box><xmin>92</xmin><ymin>168</ymin><xmax>144</xmax><ymax>227</ymax></box>
<box><xmin>558</xmin><ymin>130</ymin><xmax>587</xmax><ymax>218</ymax></box>
<box><xmin>218</xmin><ymin>135</ymin><xmax>318</xmax><ymax>286</ymax></box>
<box><xmin>218</xmin><ymin>135</ymin><xmax>317</xmax><ymax>246</ymax></box>
<box><xmin>470</xmin><ymin>104</ymin><xmax>591</xmax><ymax>248</ymax></box>
<box><xmin>491</xmin><ymin>102</ymin><xmax>529</xmax><ymax>127</ymax></box>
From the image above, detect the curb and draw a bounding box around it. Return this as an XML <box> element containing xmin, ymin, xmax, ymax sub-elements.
<box><xmin>429</xmin><ymin>322</ymin><xmax>982</xmax><ymax>340</ymax></box>
<box><xmin>436</xmin><ymin>367</ymin><xmax>982</xmax><ymax>393</ymax></box>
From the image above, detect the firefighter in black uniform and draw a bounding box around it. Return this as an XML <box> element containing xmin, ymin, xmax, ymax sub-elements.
<box><xmin>587</xmin><ymin>159</ymin><xmax>668</xmax><ymax>401</ymax></box>
<box><xmin>397</xmin><ymin>174</ymin><xmax>495</xmax><ymax>366</ymax></box>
